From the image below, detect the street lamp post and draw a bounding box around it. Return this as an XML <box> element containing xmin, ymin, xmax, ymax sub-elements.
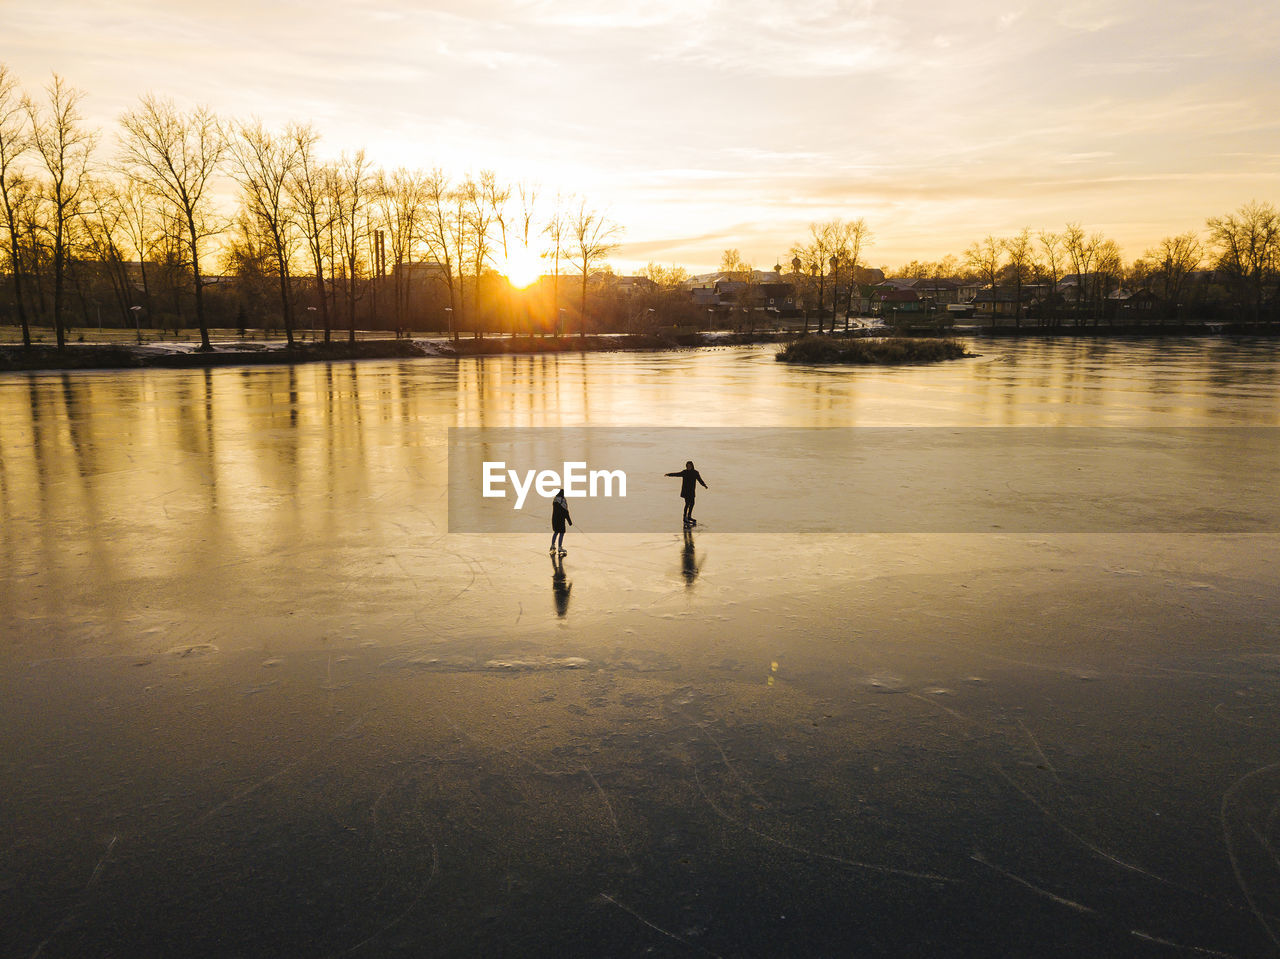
<box><xmin>810</xmin><ymin>262</ymin><xmax>821</xmax><ymax>334</ymax></box>
<box><xmin>791</xmin><ymin>257</ymin><xmax>803</xmax><ymax>334</ymax></box>
<box><xmin>129</xmin><ymin>305</ymin><xmax>142</xmax><ymax>344</ymax></box>
<box><xmin>830</xmin><ymin>253</ymin><xmax>840</xmax><ymax>333</ymax></box>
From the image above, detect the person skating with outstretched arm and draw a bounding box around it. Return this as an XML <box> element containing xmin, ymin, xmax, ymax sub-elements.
<box><xmin>665</xmin><ymin>461</ymin><xmax>708</xmax><ymax>528</ymax></box>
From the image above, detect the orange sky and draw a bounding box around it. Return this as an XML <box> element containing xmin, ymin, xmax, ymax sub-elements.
<box><xmin>8</xmin><ymin>0</ymin><xmax>1279</xmax><ymax>273</ymax></box>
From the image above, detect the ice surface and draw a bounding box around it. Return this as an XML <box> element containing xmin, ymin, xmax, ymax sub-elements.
<box><xmin>2</xmin><ymin>339</ymin><xmax>1279</xmax><ymax>957</ymax></box>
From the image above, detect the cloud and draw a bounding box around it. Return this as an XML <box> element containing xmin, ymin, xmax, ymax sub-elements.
<box><xmin>8</xmin><ymin>0</ymin><xmax>1280</xmax><ymax>276</ymax></box>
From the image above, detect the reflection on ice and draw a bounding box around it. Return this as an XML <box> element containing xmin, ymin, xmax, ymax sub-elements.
<box><xmin>2</xmin><ymin>340</ymin><xmax>1280</xmax><ymax>956</ymax></box>
<box><xmin>550</xmin><ymin>552</ymin><xmax>571</xmax><ymax>617</ymax></box>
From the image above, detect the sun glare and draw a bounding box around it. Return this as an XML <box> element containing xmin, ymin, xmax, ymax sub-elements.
<box><xmin>501</xmin><ymin>246</ymin><xmax>543</xmax><ymax>289</ymax></box>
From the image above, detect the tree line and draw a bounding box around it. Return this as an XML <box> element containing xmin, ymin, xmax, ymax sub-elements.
<box><xmin>882</xmin><ymin>206</ymin><xmax>1279</xmax><ymax>328</ymax></box>
<box><xmin>3</xmin><ymin>65</ymin><xmax>1278</xmax><ymax>349</ymax></box>
<box><xmin>0</xmin><ymin>66</ymin><xmax>621</xmax><ymax>350</ymax></box>
<box><xmin>641</xmin><ymin>208</ymin><xmax>1277</xmax><ymax>334</ymax></box>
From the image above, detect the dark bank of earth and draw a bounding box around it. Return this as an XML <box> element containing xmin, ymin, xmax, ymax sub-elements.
<box><xmin>0</xmin><ymin>332</ymin><xmax>793</xmax><ymax>372</ymax></box>
<box><xmin>0</xmin><ymin>338</ymin><xmax>433</xmax><ymax>372</ymax></box>
<box><xmin>776</xmin><ymin>335</ymin><xmax>972</xmax><ymax>365</ymax></box>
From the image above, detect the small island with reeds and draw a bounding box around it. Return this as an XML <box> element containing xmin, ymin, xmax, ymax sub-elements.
<box><xmin>776</xmin><ymin>335</ymin><xmax>972</xmax><ymax>365</ymax></box>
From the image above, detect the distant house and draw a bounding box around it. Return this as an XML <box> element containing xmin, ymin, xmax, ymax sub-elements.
<box><xmin>972</xmin><ymin>286</ymin><xmax>1023</xmax><ymax>318</ymax></box>
<box><xmin>759</xmin><ymin>282</ymin><xmax>798</xmax><ymax>314</ymax></box>
<box><xmin>1107</xmin><ymin>287</ymin><xmax>1157</xmax><ymax>320</ymax></box>
<box><xmin>878</xmin><ymin>278</ymin><xmax>917</xmax><ymax>293</ymax></box>
<box><xmin>393</xmin><ymin>261</ymin><xmax>451</xmax><ymax>285</ymax></box>
<box><xmin>873</xmin><ymin>288</ymin><xmax>924</xmax><ymax>314</ymax></box>
<box><xmin>880</xmin><ymin>277</ymin><xmax>964</xmax><ymax>308</ymax></box>
<box><xmin>614</xmin><ymin>275</ymin><xmax>657</xmax><ymax>295</ymax></box>
<box><xmin>686</xmin><ymin>270</ymin><xmax>797</xmax><ymax>317</ymax></box>
<box><xmin>1058</xmin><ymin>272</ymin><xmax>1119</xmax><ymax>298</ymax></box>
<box><xmin>909</xmin><ymin>277</ymin><xmax>961</xmax><ymax>307</ymax></box>
<box><xmin>685</xmin><ymin>269</ymin><xmax>783</xmax><ymax>290</ymax></box>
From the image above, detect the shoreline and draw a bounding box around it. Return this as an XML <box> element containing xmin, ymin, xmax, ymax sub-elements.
<box><xmin>1</xmin><ymin>323</ymin><xmax>1276</xmax><ymax>372</ymax></box>
<box><xmin>0</xmin><ymin>332</ymin><xmax>787</xmax><ymax>373</ymax></box>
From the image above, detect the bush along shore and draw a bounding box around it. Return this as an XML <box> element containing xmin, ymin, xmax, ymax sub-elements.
<box><xmin>776</xmin><ymin>335</ymin><xmax>972</xmax><ymax>365</ymax></box>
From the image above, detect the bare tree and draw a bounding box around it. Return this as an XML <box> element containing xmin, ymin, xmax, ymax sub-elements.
<box><xmin>330</xmin><ymin>149</ymin><xmax>371</xmax><ymax>343</ymax></box>
<box><xmin>719</xmin><ymin>248</ymin><xmax>758</xmax><ymax>327</ymax></box>
<box><xmin>1002</xmin><ymin>228</ymin><xmax>1035</xmax><ymax>329</ymax></box>
<box><xmin>80</xmin><ymin>177</ymin><xmax>137</xmax><ymax>331</ymax></box>
<box><xmin>374</xmin><ymin>167</ymin><xmax>430</xmax><ymax>334</ymax></box>
<box><xmin>543</xmin><ymin>193</ymin><xmax>567</xmax><ymax>336</ymax></box>
<box><xmin>422</xmin><ymin>168</ymin><xmax>461</xmax><ymax>340</ymax></box>
<box><xmin>463</xmin><ymin>173</ymin><xmax>495</xmax><ymax>338</ymax></box>
<box><xmin>27</xmin><ymin>73</ymin><xmax>97</xmax><ymax>350</ymax></box>
<box><xmin>231</xmin><ymin>120</ymin><xmax>302</xmax><ymax>344</ymax></box>
<box><xmin>116</xmin><ymin>176</ymin><xmax>161</xmax><ymax>325</ymax></box>
<box><xmin>790</xmin><ymin>221</ymin><xmax>838</xmax><ymax>332</ymax></box>
<box><xmin>965</xmin><ymin>234</ymin><xmax>1003</xmax><ymax>328</ymax></box>
<box><xmin>1207</xmin><ymin>201</ymin><xmax>1279</xmax><ymax>324</ymax></box>
<box><xmin>223</xmin><ymin>210</ymin><xmax>275</xmax><ymax>333</ymax></box>
<box><xmin>118</xmin><ymin>95</ymin><xmax>226</xmax><ymax>350</ymax></box>
<box><xmin>515</xmin><ymin>181</ymin><xmax>538</xmax><ymax>254</ymax></box>
<box><xmin>482</xmin><ymin>172</ymin><xmax>514</xmax><ymax>333</ymax></box>
<box><xmin>719</xmin><ymin>248</ymin><xmax>750</xmax><ymax>277</ymax></box>
<box><xmin>482</xmin><ymin>171</ymin><xmax>511</xmax><ymax>264</ymax></box>
<box><xmin>566</xmin><ymin>198</ymin><xmax>619</xmax><ymax>336</ymax></box>
<box><xmin>288</xmin><ymin>124</ymin><xmax>333</xmax><ymax>342</ymax></box>
<box><xmin>150</xmin><ymin>204</ymin><xmax>193</xmax><ymax>331</ymax></box>
<box><xmin>0</xmin><ymin>64</ymin><xmax>35</xmax><ymax>345</ymax></box>
<box><xmin>1063</xmin><ymin>223</ymin><xmax>1104</xmax><ymax>324</ymax></box>
<box><xmin>1095</xmin><ymin>238</ymin><xmax>1124</xmax><ymax>324</ymax></box>
<box><xmin>832</xmin><ymin>217</ymin><xmax>872</xmax><ymax>319</ymax></box>
<box><xmin>1036</xmin><ymin>230</ymin><xmax>1066</xmax><ymax>327</ymax></box>
<box><xmin>641</xmin><ymin>262</ymin><xmax>689</xmax><ymax>287</ymax></box>
<box><xmin>1145</xmin><ymin>231</ymin><xmax>1202</xmax><ymax>322</ymax></box>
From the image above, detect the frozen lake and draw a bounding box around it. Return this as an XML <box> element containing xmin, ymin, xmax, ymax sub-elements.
<box><xmin>2</xmin><ymin>337</ymin><xmax>1279</xmax><ymax>957</ymax></box>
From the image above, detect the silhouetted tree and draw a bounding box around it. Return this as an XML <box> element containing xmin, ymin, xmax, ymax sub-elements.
<box><xmin>421</xmin><ymin>169</ymin><xmax>466</xmax><ymax>340</ymax></box>
<box><xmin>464</xmin><ymin>172</ymin><xmax>496</xmax><ymax>338</ymax></box>
<box><xmin>1002</xmin><ymin>228</ymin><xmax>1034</xmax><ymax>329</ymax></box>
<box><xmin>231</xmin><ymin>120</ymin><xmax>302</xmax><ymax>344</ymax></box>
<box><xmin>831</xmin><ymin>217</ymin><xmax>872</xmax><ymax>318</ymax></box>
<box><xmin>1036</xmin><ymin>231</ymin><xmax>1065</xmax><ymax>327</ymax></box>
<box><xmin>1207</xmin><ymin>201</ymin><xmax>1279</xmax><ymax>324</ymax></box>
<box><xmin>288</xmin><ymin>124</ymin><xmax>333</xmax><ymax>342</ymax></box>
<box><xmin>567</xmin><ymin>198</ymin><xmax>619</xmax><ymax>336</ymax></box>
<box><xmin>373</xmin><ymin>167</ymin><xmax>429</xmax><ymax>332</ymax></box>
<box><xmin>790</xmin><ymin>221</ymin><xmax>838</xmax><ymax>332</ymax></box>
<box><xmin>118</xmin><ymin>95</ymin><xmax>225</xmax><ymax>350</ymax></box>
<box><xmin>1144</xmin><ymin>231</ymin><xmax>1202</xmax><ymax>322</ymax></box>
<box><xmin>330</xmin><ymin>149</ymin><xmax>370</xmax><ymax>343</ymax></box>
<box><xmin>27</xmin><ymin>73</ymin><xmax>96</xmax><ymax>350</ymax></box>
<box><xmin>542</xmin><ymin>193</ymin><xmax>567</xmax><ymax>336</ymax></box>
<box><xmin>0</xmin><ymin>64</ymin><xmax>35</xmax><ymax>345</ymax></box>
<box><xmin>1095</xmin><ymin>239</ymin><xmax>1123</xmax><ymax>324</ymax></box>
<box><xmin>223</xmin><ymin>211</ymin><xmax>274</xmax><ymax>332</ymax></box>
<box><xmin>1063</xmin><ymin>223</ymin><xmax>1103</xmax><ymax>324</ymax></box>
<box><xmin>965</xmin><ymin>234</ymin><xmax>1002</xmax><ymax>328</ymax></box>
<box><xmin>115</xmin><ymin>177</ymin><xmax>160</xmax><ymax>325</ymax></box>
<box><xmin>80</xmin><ymin>178</ymin><xmax>136</xmax><ymax>328</ymax></box>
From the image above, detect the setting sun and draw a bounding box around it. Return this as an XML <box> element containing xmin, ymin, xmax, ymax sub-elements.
<box><xmin>500</xmin><ymin>246</ymin><xmax>543</xmax><ymax>289</ymax></box>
